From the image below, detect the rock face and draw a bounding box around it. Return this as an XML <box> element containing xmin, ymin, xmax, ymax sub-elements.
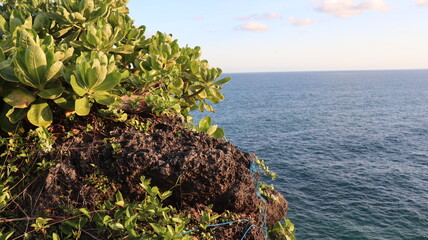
<box><xmin>35</xmin><ymin>114</ymin><xmax>287</xmax><ymax>239</ymax></box>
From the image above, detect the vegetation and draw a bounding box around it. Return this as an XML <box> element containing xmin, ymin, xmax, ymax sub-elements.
<box><xmin>0</xmin><ymin>0</ymin><xmax>228</xmax><ymax>133</ymax></box>
<box><xmin>0</xmin><ymin>0</ymin><xmax>295</xmax><ymax>239</ymax></box>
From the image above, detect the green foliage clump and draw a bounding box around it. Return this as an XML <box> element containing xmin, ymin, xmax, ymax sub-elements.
<box><xmin>268</xmin><ymin>218</ymin><xmax>296</xmax><ymax>240</ymax></box>
<box><xmin>193</xmin><ymin>116</ymin><xmax>224</xmax><ymax>139</ymax></box>
<box><xmin>0</xmin><ymin>0</ymin><xmax>229</xmax><ymax>134</ymax></box>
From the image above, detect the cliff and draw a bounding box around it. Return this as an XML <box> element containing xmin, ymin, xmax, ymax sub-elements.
<box><xmin>19</xmin><ymin>112</ymin><xmax>288</xmax><ymax>239</ymax></box>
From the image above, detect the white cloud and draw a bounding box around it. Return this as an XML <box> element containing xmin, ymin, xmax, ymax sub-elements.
<box><xmin>313</xmin><ymin>0</ymin><xmax>390</xmax><ymax>18</ymax></box>
<box><xmin>262</xmin><ymin>13</ymin><xmax>283</xmax><ymax>20</ymax></box>
<box><xmin>288</xmin><ymin>17</ymin><xmax>320</xmax><ymax>27</ymax></box>
<box><xmin>236</xmin><ymin>22</ymin><xmax>269</xmax><ymax>32</ymax></box>
<box><xmin>194</xmin><ymin>16</ymin><xmax>203</xmax><ymax>21</ymax></box>
<box><xmin>416</xmin><ymin>0</ymin><xmax>428</xmax><ymax>7</ymax></box>
<box><xmin>236</xmin><ymin>13</ymin><xmax>282</xmax><ymax>21</ymax></box>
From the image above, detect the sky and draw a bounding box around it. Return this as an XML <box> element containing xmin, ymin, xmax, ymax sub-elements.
<box><xmin>127</xmin><ymin>0</ymin><xmax>428</xmax><ymax>73</ymax></box>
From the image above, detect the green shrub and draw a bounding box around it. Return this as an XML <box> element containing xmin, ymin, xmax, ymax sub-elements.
<box><xmin>0</xmin><ymin>0</ymin><xmax>230</xmax><ymax>133</ymax></box>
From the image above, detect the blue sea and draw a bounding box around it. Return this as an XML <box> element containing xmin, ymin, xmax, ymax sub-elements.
<box><xmin>194</xmin><ymin>70</ymin><xmax>428</xmax><ymax>240</ymax></box>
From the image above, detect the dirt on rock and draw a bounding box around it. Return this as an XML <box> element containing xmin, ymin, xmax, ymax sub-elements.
<box><xmin>31</xmin><ymin>113</ymin><xmax>287</xmax><ymax>239</ymax></box>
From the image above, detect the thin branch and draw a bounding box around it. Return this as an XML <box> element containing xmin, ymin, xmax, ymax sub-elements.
<box><xmin>182</xmin><ymin>87</ymin><xmax>205</xmax><ymax>100</ymax></box>
<box><xmin>11</xmin><ymin>210</ymin><xmax>107</xmax><ymax>240</ymax></box>
<box><xmin>81</xmin><ymin>229</ymin><xmax>102</xmax><ymax>240</ymax></box>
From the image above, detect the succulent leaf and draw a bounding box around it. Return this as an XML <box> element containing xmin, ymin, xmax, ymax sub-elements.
<box><xmin>27</xmin><ymin>99</ymin><xmax>53</xmax><ymax>127</ymax></box>
<box><xmin>75</xmin><ymin>96</ymin><xmax>91</xmax><ymax>116</ymax></box>
<box><xmin>25</xmin><ymin>45</ymin><xmax>47</xmax><ymax>86</ymax></box>
<box><xmin>6</xmin><ymin>107</ymin><xmax>28</xmax><ymax>124</ymax></box>
<box><xmin>3</xmin><ymin>88</ymin><xmax>36</xmax><ymax>108</ymax></box>
<box><xmin>70</xmin><ymin>75</ymin><xmax>87</xmax><ymax>96</ymax></box>
<box><xmin>0</xmin><ymin>104</ymin><xmax>18</xmax><ymax>132</ymax></box>
<box><xmin>38</xmin><ymin>87</ymin><xmax>64</xmax><ymax>100</ymax></box>
<box><xmin>45</xmin><ymin>61</ymin><xmax>63</xmax><ymax>82</ymax></box>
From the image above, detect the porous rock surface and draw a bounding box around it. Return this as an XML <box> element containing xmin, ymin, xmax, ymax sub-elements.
<box><xmin>35</xmin><ymin>114</ymin><xmax>287</xmax><ymax>239</ymax></box>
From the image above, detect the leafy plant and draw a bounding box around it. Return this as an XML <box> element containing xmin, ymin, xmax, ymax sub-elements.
<box><xmin>268</xmin><ymin>218</ymin><xmax>296</xmax><ymax>240</ymax></box>
<box><xmin>69</xmin><ymin>51</ymin><xmax>125</xmax><ymax>116</ymax></box>
<box><xmin>194</xmin><ymin>116</ymin><xmax>225</xmax><ymax>139</ymax></box>
<box><xmin>0</xmin><ymin>0</ymin><xmax>230</xmax><ymax>133</ymax></box>
<box><xmin>199</xmin><ymin>206</ymin><xmax>221</xmax><ymax>230</ymax></box>
<box><xmin>251</xmin><ymin>152</ymin><xmax>278</xmax><ymax>180</ymax></box>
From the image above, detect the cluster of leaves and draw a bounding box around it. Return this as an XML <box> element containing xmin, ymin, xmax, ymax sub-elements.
<box><xmin>268</xmin><ymin>218</ymin><xmax>296</xmax><ymax>240</ymax></box>
<box><xmin>193</xmin><ymin>116</ymin><xmax>224</xmax><ymax>139</ymax></box>
<box><xmin>251</xmin><ymin>152</ymin><xmax>278</xmax><ymax>180</ymax></box>
<box><xmin>0</xmin><ymin>170</ymin><xmax>242</xmax><ymax>240</ymax></box>
<box><xmin>0</xmin><ymin>0</ymin><xmax>229</xmax><ymax>136</ymax></box>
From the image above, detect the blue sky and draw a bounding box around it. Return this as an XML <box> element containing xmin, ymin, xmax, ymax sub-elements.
<box><xmin>127</xmin><ymin>0</ymin><xmax>428</xmax><ymax>73</ymax></box>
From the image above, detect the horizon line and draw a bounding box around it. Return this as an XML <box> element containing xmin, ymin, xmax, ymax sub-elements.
<box><xmin>223</xmin><ymin>68</ymin><xmax>428</xmax><ymax>75</ymax></box>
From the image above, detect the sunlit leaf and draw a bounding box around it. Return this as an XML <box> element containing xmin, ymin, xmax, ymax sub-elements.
<box><xmin>3</xmin><ymin>88</ymin><xmax>36</xmax><ymax>108</ymax></box>
<box><xmin>25</xmin><ymin>45</ymin><xmax>47</xmax><ymax>87</ymax></box>
<box><xmin>75</xmin><ymin>96</ymin><xmax>91</xmax><ymax>116</ymax></box>
<box><xmin>27</xmin><ymin>99</ymin><xmax>53</xmax><ymax>127</ymax></box>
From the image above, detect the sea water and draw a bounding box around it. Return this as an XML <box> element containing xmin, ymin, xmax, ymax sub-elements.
<box><xmin>193</xmin><ymin>70</ymin><xmax>428</xmax><ymax>240</ymax></box>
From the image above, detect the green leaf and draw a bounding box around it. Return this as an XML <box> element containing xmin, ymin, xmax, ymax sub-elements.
<box><xmin>93</xmin><ymin>92</ymin><xmax>118</xmax><ymax>106</ymax></box>
<box><xmin>0</xmin><ymin>231</ymin><xmax>14</xmax><ymax>240</ymax></box>
<box><xmin>159</xmin><ymin>191</ymin><xmax>172</xmax><ymax>201</ymax></box>
<box><xmin>0</xmin><ymin>48</ymin><xmax>4</xmax><ymax>62</ymax></box>
<box><xmin>25</xmin><ymin>45</ymin><xmax>47</xmax><ymax>87</ymax></box>
<box><xmin>124</xmin><ymin>214</ymin><xmax>138</xmax><ymax>231</ymax></box>
<box><xmin>211</xmin><ymin>89</ymin><xmax>225</xmax><ymax>101</ymax></box>
<box><xmin>190</xmin><ymin>61</ymin><xmax>199</xmax><ymax>74</ymax></box>
<box><xmin>14</xmin><ymin>66</ymin><xmax>37</xmax><ymax>88</ymax></box>
<box><xmin>149</xmin><ymin>223</ymin><xmax>164</xmax><ymax>234</ymax></box>
<box><xmin>54</xmin><ymin>95</ymin><xmax>75</xmax><ymax>110</ymax></box>
<box><xmin>33</xmin><ymin>13</ymin><xmax>47</xmax><ymax>31</ymax></box>
<box><xmin>115</xmin><ymin>191</ymin><xmax>124</xmax><ymax>207</ymax></box>
<box><xmin>23</xmin><ymin>15</ymin><xmax>32</xmax><ymax>30</ymax></box>
<box><xmin>198</xmin><ymin>116</ymin><xmax>212</xmax><ymax>132</ymax></box>
<box><xmin>87</xmin><ymin>65</ymin><xmax>101</xmax><ymax>89</ymax></box>
<box><xmin>9</xmin><ymin>18</ymin><xmax>22</xmax><ymax>34</ymax></box>
<box><xmin>213</xmin><ymin>77</ymin><xmax>231</xmax><ymax>86</ymax></box>
<box><xmin>17</xmin><ymin>28</ymin><xmax>37</xmax><ymax>48</ymax></box>
<box><xmin>70</xmin><ymin>75</ymin><xmax>87</xmax><ymax>96</ymax></box>
<box><xmin>108</xmin><ymin>222</ymin><xmax>124</xmax><ymax>230</ymax></box>
<box><xmin>198</xmin><ymin>90</ymin><xmax>208</xmax><ymax>98</ymax></box>
<box><xmin>38</xmin><ymin>87</ymin><xmax>64</xmax><ymax>99</ymax></box>
<box><xmin>0</xmin><ymin>58</ymin><xmax>11</xmax><ymax>71</ymax></box>
<box><xmin>52</xmin><ymin>27</ymin><xmax>73</xmax><ymax>38</ymax></box>
<box><xmin>206</xmin><ymin>125</ymin><xmax>218</xmax><ymax>136</ymax></box>
<box><xmin>75</xmin><ymin>96</ymin><xmax>91</xmax><ymax>116</ymax></box>
<box><xmin>71</xmin><ymin>12</ymin><xmax>86</xmax><ymax>22</ymax></box>
<box><xmin>51</xmin><ymin>233</ymin><xmax>60</xmax><ymax>240</ymax></box>
<box><xmin>3</xmin><ymin>88</ymin><xmax>36</xmax><ymax>108</ymax></box>
<box><xmin>0</xmin><ymin>15</ymin><xmax>8</xmax><ymax>33</ymax></box>
<box><xmin>171</xmin><ymin>78</ymin><xmax>184</xmax><ymax>88</ymax></box>
<box><xmin>166</xmin><ymin>225</ymin><xmax>175</xmax><ymax>237</ymax></box>
<box><xmin>110</xmin><ymin>45</ymin><xmax>134</xmax><ymax>54</ymax></box>
<box><xmin>79</xmin><ymin>208</ymin><xmax>92</xmax><ymax>220</ymax></box>
<box><xmin>92</xmin><ymin>72</ymin><xmax>121</xmax><ymax>92</ymax></box>
<box><xmin>0</xmin><ymin>66</ymin><xmax>19</xmax><ymax>82</ymax></box>
<box><xmin>0</xmin><ymin>104</ymin><xmax>17</xmax><ymax>132</ymax></box>
<box><xmin>212</xmin><ymin>127</ymin><xmax>224</xmax><ymax>139</ymax></box>
<box><xmin>6</xmin><ymin>107</ymin><xmax>28</xmax><ymax>124</ymax></box>
<box><xmin>45</xmin><ymin>61</ymin><xmax>63</xmax><ymax>82</ymax></box>
<box><xmin>27</xmin><ymin>99</ymin><xmax>53</xmax><ymax>127</ymax></box>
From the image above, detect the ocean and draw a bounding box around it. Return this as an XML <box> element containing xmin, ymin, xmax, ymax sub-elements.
<box><xmin>193</xmin><ymin>70</ymin><xmax>428</xmax><ymax>240</ymax></box>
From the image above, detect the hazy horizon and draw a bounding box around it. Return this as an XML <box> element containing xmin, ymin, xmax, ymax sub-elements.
<box><xmin>223</xmin><ymin>68</ymin><xmax>428</xmax><ymax>74</ymax></box>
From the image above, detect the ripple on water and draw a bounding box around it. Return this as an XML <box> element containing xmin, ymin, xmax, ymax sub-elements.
<box><xmin>193</xmin><ymin>70</ymin><xmax>428</xmax><ymax>240</ymax></box>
